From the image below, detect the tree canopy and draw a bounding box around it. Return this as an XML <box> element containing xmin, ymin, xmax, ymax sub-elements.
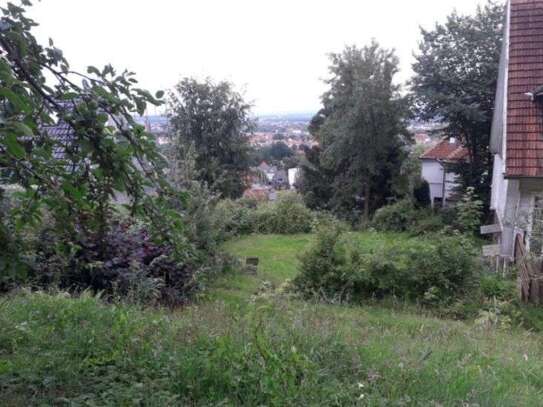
<box><xmin>168</xmin><ymin>78</ymin><xmax>254</xmax><ymax>199</ymax></box>
<box><xmin>301</xmin><ymin>42</ymin><xmax>410</xmax><ymax>220</ymax></box>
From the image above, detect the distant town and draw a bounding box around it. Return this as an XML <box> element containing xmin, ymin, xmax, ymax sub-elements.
<box><xmin>135</xmin><ymin>113</ymin><xmax>443</xmax><ymax>151</ymax></box>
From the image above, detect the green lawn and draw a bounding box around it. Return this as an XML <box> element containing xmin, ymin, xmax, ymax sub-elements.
<box><xmin>2</xmin><ymin>232</ymin><xmax>543</xmax><ymax>405</ymax></box>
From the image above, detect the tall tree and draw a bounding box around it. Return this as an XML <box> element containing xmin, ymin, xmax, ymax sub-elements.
<box><xmin>168</xmin><ymin>78</ymin><xmax>254</xmax><ymax>199</ymax></box>
<box><xmin>411</xmin><ymin>1</ymin><xmax>504</xmax><ymax>209</ymax></box>
<box><xmin>301</xmin><ymin>42</ymin><xmax>409</xmax><ymax>220</ymax></box>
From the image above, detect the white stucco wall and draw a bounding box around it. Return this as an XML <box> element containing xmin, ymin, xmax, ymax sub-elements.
<box><xmin>490</xmin><ymin>154</ymin><xmax>508</xmax><ymax>220</ymax></box>
<box><xmin>421</xmin><ymin>159</ymin><xmax>460</xmax><ymax>206</ymax></box>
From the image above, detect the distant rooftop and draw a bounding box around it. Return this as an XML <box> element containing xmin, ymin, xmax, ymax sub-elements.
<box><xmin>420</xmin><ymin>137</ymin><xmax>468</xmax><ymax>162</ymax></box>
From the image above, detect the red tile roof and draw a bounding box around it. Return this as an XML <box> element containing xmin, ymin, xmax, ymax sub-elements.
<box><xmin>506</xmin><ymin>0</ymin><xmax>543</xmax><ymax>177</ymax></box>
<box><xmin>420</xmin><ymin>138</ymin><xmax>469</xmax><ymax>162</ymax></box>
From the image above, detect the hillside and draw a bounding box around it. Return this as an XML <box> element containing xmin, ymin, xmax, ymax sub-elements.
<box><xmin>2</xmin><ymin>233</ymin><xmax>543</xmax><ymax>405</ymax></box>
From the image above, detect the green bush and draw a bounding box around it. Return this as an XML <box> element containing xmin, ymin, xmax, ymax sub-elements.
<box><xmin>294</xmin><ymin>228</ymin><xmax>477</xmax><ymax>304</ymax></box>
<box><xmin>293</xmin><ymin>225</ymin><xmax>350</xmax><ymax>300</ymax></box>
<box><xmin>215</xmin><ymin>193</ymin><xmax>315</xmax><ymax>236</ymax></box>
<box><xmin>214</xmin><ymin>199</ymin><xmax>254</xmax><ymax>238</ymax></box>
<box><xmin>479</xmin><ymin>273</ymin><xmax>516</xmax><ymax>301</ymax></box>
<box><xmin>253</xmin><ymin>193</ymin><xmax>314</xmax><ymax>234</ymax></box>
<box><xmin>372</xmin><ymin>199</ymin><xmax>416</xmax><ymax>232</ymax></box>
<box><xmin>455</xmin><ymin>187</ymin><xmax>484</xmax><ymax>234</ymax></box>
<box><xmin>372</xmin><ymin>199</ymin><xmax>447</xmax><ymax>235</ymax></box>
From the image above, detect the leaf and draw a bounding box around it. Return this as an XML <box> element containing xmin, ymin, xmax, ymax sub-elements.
<box><xmin>4</xmin><ymin>133</ymin><xmax>26</xmax><ymax>159</ymax></box>
<box><xmin>12</xmin><ymin>122</ymin><xmax>33</xmax><ymax>136</ymax></box>
<box><xmin>155</xmin><ymin>90</ymin><xmax>165</xmax><ymax>99</ymax></box>
<box><xmin>0</xmin><ymin>88</ymin><xmax>31</xmax><ymax>113</ymax></box>
<box><xmin>87</xmin><ymin>66</ymin><xmax>100</xmax><ymax>76</ymax></box>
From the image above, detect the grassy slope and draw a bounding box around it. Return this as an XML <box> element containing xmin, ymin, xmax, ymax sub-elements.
<box><xmin>215</xmin><ymin>231</ymin><xmax>406</xmax><ymax>304</ymax></box>
<box><xmin>2</xmin><ymin>233</ymin><xmax>543</xmax><ymax>405</ymax></box>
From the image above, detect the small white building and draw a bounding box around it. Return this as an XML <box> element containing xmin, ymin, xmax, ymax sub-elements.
<box><xmin>420</xmin><ymin>138</ymin><xmax>468</xmax><ymax>207</ymax></box>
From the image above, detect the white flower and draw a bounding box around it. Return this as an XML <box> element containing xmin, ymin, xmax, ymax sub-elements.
<box><xmin>358</xmin><ymin>394</ymin><xmax>365</xmax><ymax>400</ymax></box>
<box><xmin>357</xmin><ymin>382</ymin><xmax>365</xmax><ymax>388</ymax></box>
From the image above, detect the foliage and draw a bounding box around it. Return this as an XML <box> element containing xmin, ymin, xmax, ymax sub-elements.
<box><xmin>371</xmin><ymin>199</ymin><xmax>445</xmax><ymax>234</ymax></box>
<box><xmin>293</xmin><ymin>225</ymin><xmax>350</xmax><ymax>300</ymax></box>
<box><xmin>302</xmin><ymin>42</ymin><xmax>410</xmax><ymax>220</ymax></box>
<box><xmin>412</xmin><ymin>1</ymin><xmax>504</xmax><ymax>210</ymax></box>
<box><xmin>214</xmin><ymin>198</ymin><xmax>255</xmax><ymax>238</ymax></box>
<box><xmin>251</xmin><ymin>141</ymin><xmax>295</xmax><ymax>165</ymax></box>
<box><xmin>372</xmin><ymin>199</ymin><xmax>418</xmax><ymax>232</ymax></box>
<box><xmin>168</xmin><ymin>77</ymin><xmax>254</xmax><ymax>199</ymax></box>
<box><xmin>252</xmin><ymin>193</ymin><xmax>314</xmax><ymax>235</ymax></box>
<box><xmin>413</xmin><ymin>179</ymin><xmax>431</xmax><ymax>208</ymax></box>
<box><xmin>298</xmin><ymin>145</ymin><xmax>334</xmax><ymax>211</ymax></box>
<box><xmin>295</xmin><ymin>227</ymin><xmax>477</xmax><ymax>304</ymax></box>
<box><xmin>455</xmin><ymin>186</ymin><xmax>484</xmax><ymax>234</ymax></box>
<box><xmin>0</xmin><ymin>1</ymin><xmax>197</xmax><ymax>293</ymax></box>
<box><xmin>214</xmin><ymin>193</ymin><xmax>314</xmax><ymax>237</ymax></box>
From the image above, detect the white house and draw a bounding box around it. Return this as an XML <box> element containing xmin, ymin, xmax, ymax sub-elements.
<box><xmin>487</xmin><ymin>0</ymin><xmax>543</xmax><ymax>264</ymax></box>
<box><xmin>420</xmin><ymin>137</ymin><xmax>468</xmax><ymax>208</ymax></box>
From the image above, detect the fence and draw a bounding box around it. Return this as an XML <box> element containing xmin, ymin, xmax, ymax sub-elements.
<box><xmin>515</xmin><ymin>233</ymin><xmax>543</xmax><ymax>304</ymax></box>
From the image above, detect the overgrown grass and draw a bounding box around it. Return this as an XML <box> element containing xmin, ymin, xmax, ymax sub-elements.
<box><xmin>2</xmin><ymin>232</ymin><xmax>543</xmax><ymax>405</ymax></box>
<box><xmin>2</xmin><ymin>290</ymin><xmax>543</xmax><ymax>405</ymax></box>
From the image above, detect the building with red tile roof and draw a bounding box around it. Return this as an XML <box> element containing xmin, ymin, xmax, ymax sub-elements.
<box><xmin>489</xmin><ymin>0</ymin><xmax>543</xmax><ymax>259</ymax></box>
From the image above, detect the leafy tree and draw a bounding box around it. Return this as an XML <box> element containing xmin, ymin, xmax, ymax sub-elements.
<box><xmin>0</xmin><ymin>1</ymin><xmax>190</xmax><ymax>281</ymax></box>
<box><xmin>168</xmin><ymin>78</ymin><xmax>254</xmax><ymax>199</ymax></box>
<box><xmin>411</xmin><ymin>1</ymin><xmax>504</xmax><ymax>211</ymax></box>
<box><xmin>251</xmin><ymin>141</ymin><xmax>294</xmax><ymax>166</ymax></box>
<box><xmin>298</xmin><ymin>145</ymin><xmax>334</xmax><ymax>211</ymax></box>
<box><xmin>303</xmin><ymin>42</ymin><xmax>409</xmax><ymax>220</ymax></box>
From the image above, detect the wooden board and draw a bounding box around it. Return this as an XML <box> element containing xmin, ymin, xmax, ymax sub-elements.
<box><xmin>480</xmin><ymin>224</ymin><xmax>502</xmax><ymax>235</ymax></box>
<box><xmin>482</xmin><ymin>244</ymin><xmax>501</xmax><ymax>257</ymax></box>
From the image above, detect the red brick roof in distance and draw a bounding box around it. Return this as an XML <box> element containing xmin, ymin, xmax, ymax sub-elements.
<box><xmin>506</xmin><ymin>0</ymin><xmax>543</xmax><ymax>177</ymax></box>
<box><xmin>420</xmin><ymin>138</ymin><xmax>469</xmax><ymax>162</ymax></box>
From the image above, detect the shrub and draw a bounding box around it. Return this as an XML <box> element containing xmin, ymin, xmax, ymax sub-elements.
<box><xmin>255</xmin><ymin>193</ymin><xmax>314</xmax><ymax>234</ymax></box>
<box><xmin>371</xmin><ymin>199</ymin><xmax>416</xmax><ymax>232</ymax></box>
<box><xmin>479</xmin><ymin>273</ymin><xmax>516</xmax><ymax>301</ymax></box>
<box><xmin>293</xmin><ymin>225</ymin><xmax>348</xmax><ymax>300</ymax></box>
<box><xmin>295</xmin><ymin>230</ymin><xmax>477</xmax><ymax>304</ymax></box>
<box><xmin>372</xmin><ymin>199</ymin><xmax>449</xmax><ymax>235</ymax></box>
<box><xmin>311</xmin><ymin>211</ymin><xmax>350</xmax><ymax>233</ymax></box>
<box><xmin>214</xmin><ymin>199</ymin><xmax>254</xmax><ymax>238</ymax></box>
<box><xmin>455</xmin><ymin>187</ymin><xmax>483</xmax><ymax>234</ymax></box>
<box><xmin>410</xmin><ymin>212</ymin><xmax>446</xmax><ymax>235</ymax></box>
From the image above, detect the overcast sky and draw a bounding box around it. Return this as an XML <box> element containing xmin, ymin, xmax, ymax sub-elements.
<box><xmin>26</xmin><ymin>0</ymin><xmax>492</xmax><ymax>115</ymax></box>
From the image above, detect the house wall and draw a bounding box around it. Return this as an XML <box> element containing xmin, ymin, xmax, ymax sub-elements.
<box><xmin>421</xmin><ymin>159</ymin><xmax>459</xmax><ymax>207</ymax></box>
<box><xmin>496</xmin><ymin>179</ymin><xmax>543</xmax><ymax>258</ymax></box>
<box><xmin>491</xmin><ymin>154</ymin><xmax>508</xmax><ymax>220</ymax></box>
